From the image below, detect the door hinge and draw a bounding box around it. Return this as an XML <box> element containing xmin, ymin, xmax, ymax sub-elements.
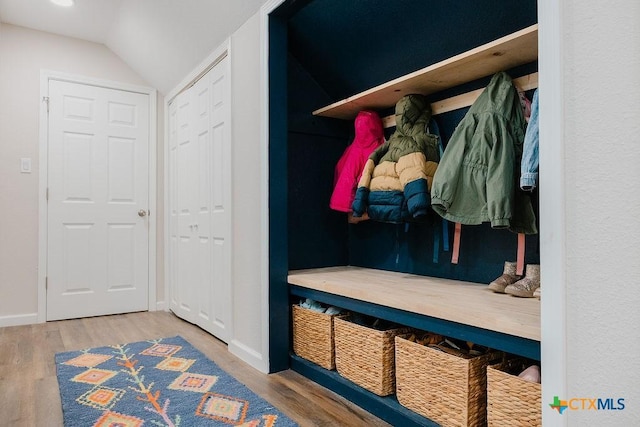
<box><xmin>46</xmin><ymin>187</ymin><xmax>49</xmax><ymax>201</ymax></box>
<box><xmin>43</xmin><ymin>96</ymin><xmax>50</xmax><ymax>113</ymax></box>
<box><xmin>45</xmin><ymin>276</ymin><xmax>48</xmax><ymax>290</ymax></box>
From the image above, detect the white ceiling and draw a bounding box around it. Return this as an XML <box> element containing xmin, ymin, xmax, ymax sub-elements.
<box><xmin>0</xmin><ymin>0</ymin><xmax>268</xmax><ymax>94</ymax></box>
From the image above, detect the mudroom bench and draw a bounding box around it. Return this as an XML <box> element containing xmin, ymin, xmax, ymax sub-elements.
<box><xmin>288</xmin><ymin>266</ymin><xmax>540</xmax><ymax>427</ymax></box>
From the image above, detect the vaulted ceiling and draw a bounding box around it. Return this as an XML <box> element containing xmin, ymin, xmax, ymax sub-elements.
<box><xmin>0</xmin><ymin>0</ymin><xmax>539</xmax><ymax>98</ymax></box>
<box><xmin>0</xmin><ymin>0</ymin><xmax>268</xmax><ymax>94</ymax></box>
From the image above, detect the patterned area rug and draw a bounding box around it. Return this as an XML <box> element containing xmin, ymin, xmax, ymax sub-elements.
<box><xmin>55</xmin><ymin>336</ymin><xmax>297</xmax><ymax>427</ymax></box>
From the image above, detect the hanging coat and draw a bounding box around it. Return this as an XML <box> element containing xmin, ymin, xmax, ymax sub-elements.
<box><xmin>430</xmin><ymin>72</ymin><xmax>537</xmax><ymax>234</ymax></box>
<box><xmin>351</xmin><ymin>94</ymin><xmax>440</xmax><ymax>223</ymax></box>
<box><xmin>330</xmin><ymin>110</ymin><xmax>385</xmax><ymax>212</ymax></box>
<box><xmin>520</xmin><ymin>89</ymin><xmax>539</xmax><ymax>191</ymax></box>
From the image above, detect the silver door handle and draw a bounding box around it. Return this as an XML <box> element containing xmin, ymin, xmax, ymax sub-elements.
<box><xmin>138</xmin><ymin>209</ymin><xmax>147</xmax><ymax>217</ymax></box>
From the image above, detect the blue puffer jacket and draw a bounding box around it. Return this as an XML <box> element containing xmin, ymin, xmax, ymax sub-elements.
<box><xmin>351</xmin><ymin>94</ymin><xmax>440</xmax><ymax>223</ymax></box>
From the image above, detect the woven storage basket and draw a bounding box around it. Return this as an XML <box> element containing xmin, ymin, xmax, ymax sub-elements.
<box><xmin>333</xmin><ymin>316</ymin><xmax>410</xmax><ymax>396</ymax></box>
<box><xmin>395</xmin><ymin>335</ymin><xmax>502</xmax><ymax>427</ymax></box>
<box><xmin>487</xmin><ymin>360</ymin><xmax>541</xmax><ymax>427</ymax></box>
<box><xmin>292</xmin><ymin>304</ymin><xmax>345</xmax><ymax>370</ymax></box>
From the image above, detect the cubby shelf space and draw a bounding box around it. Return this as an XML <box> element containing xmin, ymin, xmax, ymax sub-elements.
<box><xmin>283</xmin><ymin>20</ymin><xmax>541</xmax><ymax>427</ymax></box>
<box><xmin>288</xmin><ymin>266</ymin><xmax>540</xmax><ymax>360</ymax></box>
<box><xmin>312</xmin><ymin>24</ymin><xmax>538</xmax><ymax>120</ymax></box>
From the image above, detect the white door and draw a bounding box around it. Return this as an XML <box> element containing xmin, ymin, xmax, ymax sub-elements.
<box><xmin>169</xmin><ymin>88</ymin><xmax>199</xmax><ymax>324</ymax></box>
<box><xmin>168</xmin><ymin>94</ymin><xmax>182</xmax><ymax>318</ymax></box>
<box><xmin>46</xmin><ymin>80</ymin><xmax>150</xmax><ymax>321</ymax></box>
<box><xmin>168</xmin><ymin>55</ymin><xmax>231</xmax><ymax>342</ymax></box>
<box><xmin>206</xmin><ymin>56</ymin><xmax>232</xmax><ymax>342</ymax></box>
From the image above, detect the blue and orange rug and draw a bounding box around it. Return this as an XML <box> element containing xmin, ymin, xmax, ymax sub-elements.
<box><xmin>55</xmin><ymin>336</ymin><xmax>297</xmax><ymax>426</ymax></box>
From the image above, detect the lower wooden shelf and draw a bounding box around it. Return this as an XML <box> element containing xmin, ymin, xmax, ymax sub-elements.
<box><xmin>290</xmin><ymin>354</ymin><xmax>438</xmax><ymax>427</ymax></box>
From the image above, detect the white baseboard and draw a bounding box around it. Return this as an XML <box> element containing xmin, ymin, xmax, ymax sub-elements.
<box><xmin>0</xmin><ymin>313</ymin><xmax>39</xmax><ymax>327</ymax></box>
<box><xmin>154</xmin><ymin>301</ymin><xmax>167</xmax><ymax>311</ymax></box>
<box><xmin>228</xmin><ymin>339</ymin><xmax>269</xmax><ymax>373</ymax></box>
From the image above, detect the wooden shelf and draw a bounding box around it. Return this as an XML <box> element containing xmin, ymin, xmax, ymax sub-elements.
<box><xmin>313</xmin><ymin>24</ymin><xmax>538</xmax><ymax>120</ymax></box>
<box><xmin>381</xmin><ymin>72</ymin><xmax>538</xmax><ymax>128</ymax></box>
<box><xmin>288</xmin><ymin>266</ymin><xmax>540</xmax><ymax>342</ymax></box>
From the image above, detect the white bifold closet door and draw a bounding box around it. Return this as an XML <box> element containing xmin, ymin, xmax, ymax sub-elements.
<box><xmin>168</xmin><ymin>56</ymin><xmax>232</xmax><ymax>343</ymax></box>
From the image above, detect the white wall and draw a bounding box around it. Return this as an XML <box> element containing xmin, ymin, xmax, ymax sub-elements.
<box><xmin>227</xmin><ymin>13</ymin><xmax>269</xmax><ymax>372</ymax></box>
<box><xmin>555</xmin><ymin>1</ymin><xmax>640</xmax><ymax>425</ymax></box>
<box><xmin>0</xmin><ymin>24</ymin><xmax>155</xmax><ymax>325</ymax></box>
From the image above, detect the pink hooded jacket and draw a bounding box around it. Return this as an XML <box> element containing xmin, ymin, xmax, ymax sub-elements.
<box><xmin>330</xmin><ymin>110</ymin><xmax>385</xmax><ymax>212</ymax></box>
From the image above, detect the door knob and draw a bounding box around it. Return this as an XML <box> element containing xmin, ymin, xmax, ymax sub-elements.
<box><xmin>138</xmin><ymin>209</ymin><xmax>147</xmax><ymax>217</ymax></box>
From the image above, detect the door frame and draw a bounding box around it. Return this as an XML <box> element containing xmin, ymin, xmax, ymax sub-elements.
<box><xmin>38</xmin><ymin>70</ymin><xmax>158</xmax><ymax>323</ymax></box>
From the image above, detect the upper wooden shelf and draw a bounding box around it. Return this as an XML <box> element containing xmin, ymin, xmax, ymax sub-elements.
<box><xmin>288</xmin><ymin>266</ymin><xmax>540</xmax><ymax>342</ymax></box>
<box><xmin>313</xmin><ymin>24</ymin><xmax>538</xmax><ymax>120</ymax></box>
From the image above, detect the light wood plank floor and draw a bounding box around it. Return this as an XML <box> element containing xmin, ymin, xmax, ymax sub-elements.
<box><xmin>0</xmin><ymin>311</ymin><xmax>390</xmax><ymax>427</ymax></box>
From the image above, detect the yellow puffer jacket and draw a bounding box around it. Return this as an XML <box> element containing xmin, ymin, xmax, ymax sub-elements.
<box><xmin>352</xmin><ymin>94</ymin><xmax>440</xmax><ymax>223</ymax></box>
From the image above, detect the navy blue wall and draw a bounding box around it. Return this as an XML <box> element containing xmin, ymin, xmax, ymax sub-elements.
<box><xmin>288</xmin><ymin>0</ymin><xmax>537</xmax><ymax>101</ymax></box>
<box><xmin>287</xmin><ymin>55</ymin><xmax>352</xmax><ymax>270</ymax></box>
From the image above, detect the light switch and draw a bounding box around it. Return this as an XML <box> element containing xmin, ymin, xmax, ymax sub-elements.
<box><xmin>20</xmin><ymin>158</ymin><xmax>31</xmax><ymax>173</ymax></box>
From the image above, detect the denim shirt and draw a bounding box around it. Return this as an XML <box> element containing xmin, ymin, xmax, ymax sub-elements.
<box><xmin>520</xmin><ymin>89</ymin><xmax>539</xmax><ymax>191</ymax></box>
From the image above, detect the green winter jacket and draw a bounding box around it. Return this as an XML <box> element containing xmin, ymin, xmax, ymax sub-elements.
<box><xmin>430</xmin><ymin>72</ymin><xmax>537</xmax><ymax>234</ymax></box>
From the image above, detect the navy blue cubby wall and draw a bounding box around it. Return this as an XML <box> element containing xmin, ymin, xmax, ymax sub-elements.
<box><xmin>271</xmin><ymin>0</ymin><xmax>540</xmax><ymax>371</ymax></box>
<box><xmin>270</xmin><ymin>1</ymin><xmax>541</xmax><ymax>424</ymax></box>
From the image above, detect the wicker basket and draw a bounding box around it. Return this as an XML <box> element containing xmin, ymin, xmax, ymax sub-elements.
<box><xmin>333</xmin><ymin>316</ymin><xmax>410</xmax><ymax>396</ymax></box>
<box><xmin>291</xmin><ymin>304</ymin><xmax>346</xmax><ymax>370</ymax></box>
<box><xmin>487</xmin><ymin>360</ymin><xmax>541</xmax><ymax>427</ymax></box>
<box><xmin>395</xmin><ymin>335</ymin><xmax>502</xmax><ymax>427</ymax></box>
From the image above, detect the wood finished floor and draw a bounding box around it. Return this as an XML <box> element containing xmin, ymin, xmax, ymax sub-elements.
<box><xmin>0</xmin><ymin>310</ymin><xmax>391</xmax><ymax>427</ymax></box>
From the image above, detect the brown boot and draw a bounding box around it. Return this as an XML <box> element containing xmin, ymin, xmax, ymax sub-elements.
<box><xmin>487</xmin><ymin>261</ymin><xmax>521</xmax><ymax>293</ymax></box>
<box><xmin>505</xmin><ymin>264</ymin><xmax>540</xmax><ymax>298</ymax></box>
